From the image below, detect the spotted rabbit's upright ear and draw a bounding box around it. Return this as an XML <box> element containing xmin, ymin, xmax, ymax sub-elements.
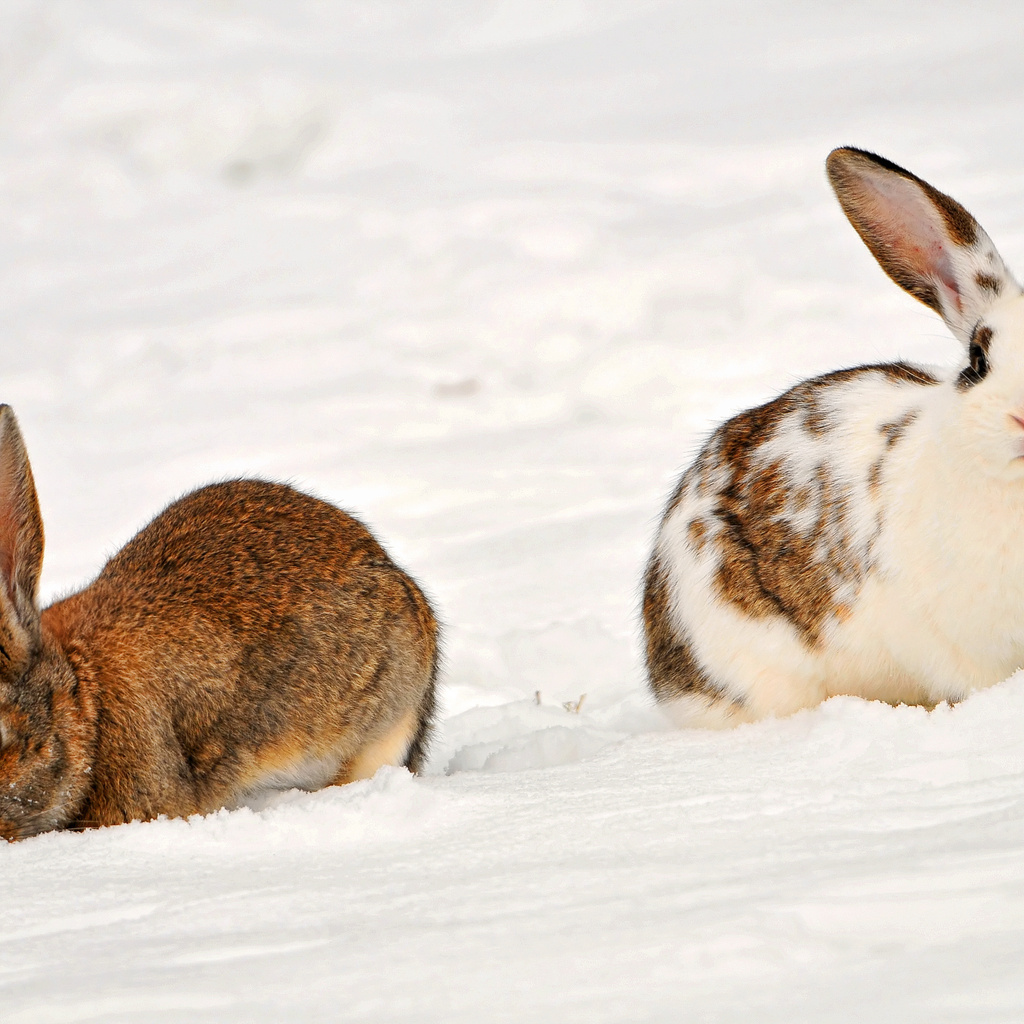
<box><xmin>0</xmin><ymin>406</ymin><xmax>43</xmax><ymax>669</ymax></box>
<box><xmin>826</xmin><ymin>147</ymin><xmax>1021</xmax><ymax>346</ymax></box>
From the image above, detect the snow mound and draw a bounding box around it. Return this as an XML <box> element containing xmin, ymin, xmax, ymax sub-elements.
<box><xmin>434</xmin><ymin>691</ymin><xmax>668</xmax><ymax>774</ymax></box>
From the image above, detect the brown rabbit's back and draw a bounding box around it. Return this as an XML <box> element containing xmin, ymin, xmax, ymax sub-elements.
<box><xmin>42</xmin><ymin>480</ymin><xmax>438</xmax><ymax>828</ymax></box>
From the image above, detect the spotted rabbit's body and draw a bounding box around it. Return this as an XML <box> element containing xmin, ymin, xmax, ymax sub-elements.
<box><xmin>646</xmin><ymin>149</ymin><xmax>1024</xmax><ymax>726</ymax></box>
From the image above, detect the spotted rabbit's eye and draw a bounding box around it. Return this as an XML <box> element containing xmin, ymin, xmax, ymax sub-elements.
<box><xmin>958</xmin><ymin>327</ymin><xmax>993</xmax><ymax>390</ymax></box>
<box><xmin>969</xmin><ymin>341</ymin><xmax>989</xmax><ymax>380</ymax></box>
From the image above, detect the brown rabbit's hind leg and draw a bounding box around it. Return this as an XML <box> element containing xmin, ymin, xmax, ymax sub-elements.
<box><xmin>237</xmin><ymin>708</ymin><xmax>427</xmax><ymax>801</ymax></box>
<box><xmin>332</xmin><ymin>579</ymin><xmax>441</xmax><ymax>782</ymax></box>
<box><xmin>228</xmin><ymin>739</ymin><xmax>349</xmax><ymax>809</ymax></box>
<box><xmin>333</xmin><ymin>709</ymin><xmax>420</xmax><ymax>785</ymax></box>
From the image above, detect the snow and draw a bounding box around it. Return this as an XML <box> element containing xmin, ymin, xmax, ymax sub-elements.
<box><xmin>3</xmin><ymin>1</ymin><xmax>1024</xmax><ymax>1020</ymax></box>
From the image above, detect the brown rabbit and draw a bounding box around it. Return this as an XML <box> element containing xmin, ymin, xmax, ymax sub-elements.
<box><xmin>0</xmin><ymin>406</ymin><xmax>439</xmax><ymax>840</ymax></box>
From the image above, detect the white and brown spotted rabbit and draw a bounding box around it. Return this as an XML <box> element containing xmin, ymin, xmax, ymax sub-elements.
<box><xmin>645</xmin><ymin>147</ymin><xmax>1024</xmax><ymax>727</ymax></box>
<box><xmin>0</xmin><ymin>407</ymin><xmax>438</xmax><ymax>839</ymax></box>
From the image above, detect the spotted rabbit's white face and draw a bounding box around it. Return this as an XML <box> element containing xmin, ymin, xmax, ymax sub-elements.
<box><xmin>827</xmin><ymin>148</ymin><xmax>1024</xmax><ymax>481</ymax></box>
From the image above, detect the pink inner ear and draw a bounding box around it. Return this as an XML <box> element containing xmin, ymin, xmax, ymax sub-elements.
<box><xmin>862</xmin><ymin>171</ymin><xmax>964</xmax><ymax>312</ymax></box>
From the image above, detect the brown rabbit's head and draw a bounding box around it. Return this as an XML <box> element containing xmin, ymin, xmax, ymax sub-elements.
<box><xmin>0</xmin><ymin>407</ymin><xmax>91</xmax><ymax>841</ymax></box>
<box><xmin>0</xmin><ymin>685</ymin><xmax>77</xmax><ymax>842</ymax></box>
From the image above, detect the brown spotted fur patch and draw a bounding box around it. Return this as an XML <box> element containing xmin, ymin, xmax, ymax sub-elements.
<box><xmin>880</xmin><ymin>409</ymin><xmax>919</xmax><ymax>449</ymax></box>
<box><xmin>687</xmin><ymin>518</ymin><xmax>708</xmax><ymax>554</ymax></box>
<box><xmin>646</xmin><ymin>363</ymin><xmax>935</xmax><ymax>701</ymax></box>
<box><xmin>706</xmin><ymin>367</ymin><xmax>927</xmax><ymax>645</ymax></box>
<box><xmin>699</xmin><ymin>371</ymin><xmax>875</xmax><ymax>643</ymax></box>
<box><xmin>713</xmin><ymin>459</ymin><xmax>841</xmax><ymax>645</ymax></box>
<box><xmin>975</xmin><ymin>272</ymin><xmax>1003</xmax><ymax>296</ymax></box>
<box><xmin>642</xmin><ymin>555</ymin><xmax>741</xmax><ymax>711</ymax></box>
<box><xmin>877</xmin><ymin>362</ymin><xmax>939</xmax><ymax>387</ymax></box>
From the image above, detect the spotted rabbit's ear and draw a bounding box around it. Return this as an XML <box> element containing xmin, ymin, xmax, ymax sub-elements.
<box><xmin>827</xmin><ymin>147</ymin><xmax>1020</xmax><ymax>346</ymax></box>
<box><xmin>0</xmin><ymin>405</ymin><xmax>43</xmax><ymax>666</ymax></box>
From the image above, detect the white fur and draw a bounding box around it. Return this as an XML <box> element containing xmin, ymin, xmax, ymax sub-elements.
<box><xmin>650</xmin><ymin>150</ymin><xmax>1024</xmax><ymax>728</ymax></box>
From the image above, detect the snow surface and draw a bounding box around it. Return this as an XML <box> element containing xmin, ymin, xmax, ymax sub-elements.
<box><xmin>4</xmin><ymin>1</ymin><xmax>1024</xmax><ymax>1020</ymax></box>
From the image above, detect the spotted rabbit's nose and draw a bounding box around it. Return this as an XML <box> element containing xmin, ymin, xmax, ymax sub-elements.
<box><xmin>1010</xmin><ymin>413</ymin><xmax>1024</xmax><ymax>433</ymax></box>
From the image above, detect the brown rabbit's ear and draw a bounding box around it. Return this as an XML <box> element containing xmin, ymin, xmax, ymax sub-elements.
<box><xmin>0</xmin><ymin>406</ymin><xmax>43</xmax><ymax>660</ymax></box>
<box><xmin>826</xmin><ymin>147</ymin><xmax>1020</xmax><ymax>346</ymax></box>
<box><xmin>0</xmin><ymin>713</ymin><xmax>13</xmax><ymax>750</ymax></box>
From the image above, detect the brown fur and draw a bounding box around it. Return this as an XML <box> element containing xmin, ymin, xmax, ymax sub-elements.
<box><xmin>687</xmin><ymin>517</ymin><xmax>708</xmax><ymax>555</ymax></box>
<box><xmin>650</xmin><ymin>365</ymin><xmax>934</xmax><ymax>673</ymax></box>
<box><xmin>876</xmin><ymin>362</ymin><xmax>939</xmax><ymax>387</ymax></box>
<box><xmin>645</xmin><ymin>359</ymin><xmax>935</xmax><ymax>708</ymax></box>
<box><xmin>0</xmin><ymin>407</ymin><xmax>439</xmax><ymax>840</ymax></box>
<box><xmin>879</xmin><ymin>410</ymin><xmax>919</xmax><ymax>451</ymax></box>
<box><xmin>642</xmin><ymin>555</ymin><xmax>740</xmax><ymax>713</ymax></box>
<box><xmin>975</xmin><ymin>273</ymin><xmax>1003</xmax><ymax>296</ymax></box>
<box><xmin>714</xmin><ymin>454</ymin><xmax>841</xmax><ymax>646</ymax></box>
<box><xmin>706</xmin><ymin>368</ymin><xmax>927</xmax><ymax>645</ymax></box>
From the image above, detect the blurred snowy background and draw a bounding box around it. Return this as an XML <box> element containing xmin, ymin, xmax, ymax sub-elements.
<box><xmin>4</xmin><ymin>2</ymin><xmax>1024</xmax><ymax>1021</ymax></box>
